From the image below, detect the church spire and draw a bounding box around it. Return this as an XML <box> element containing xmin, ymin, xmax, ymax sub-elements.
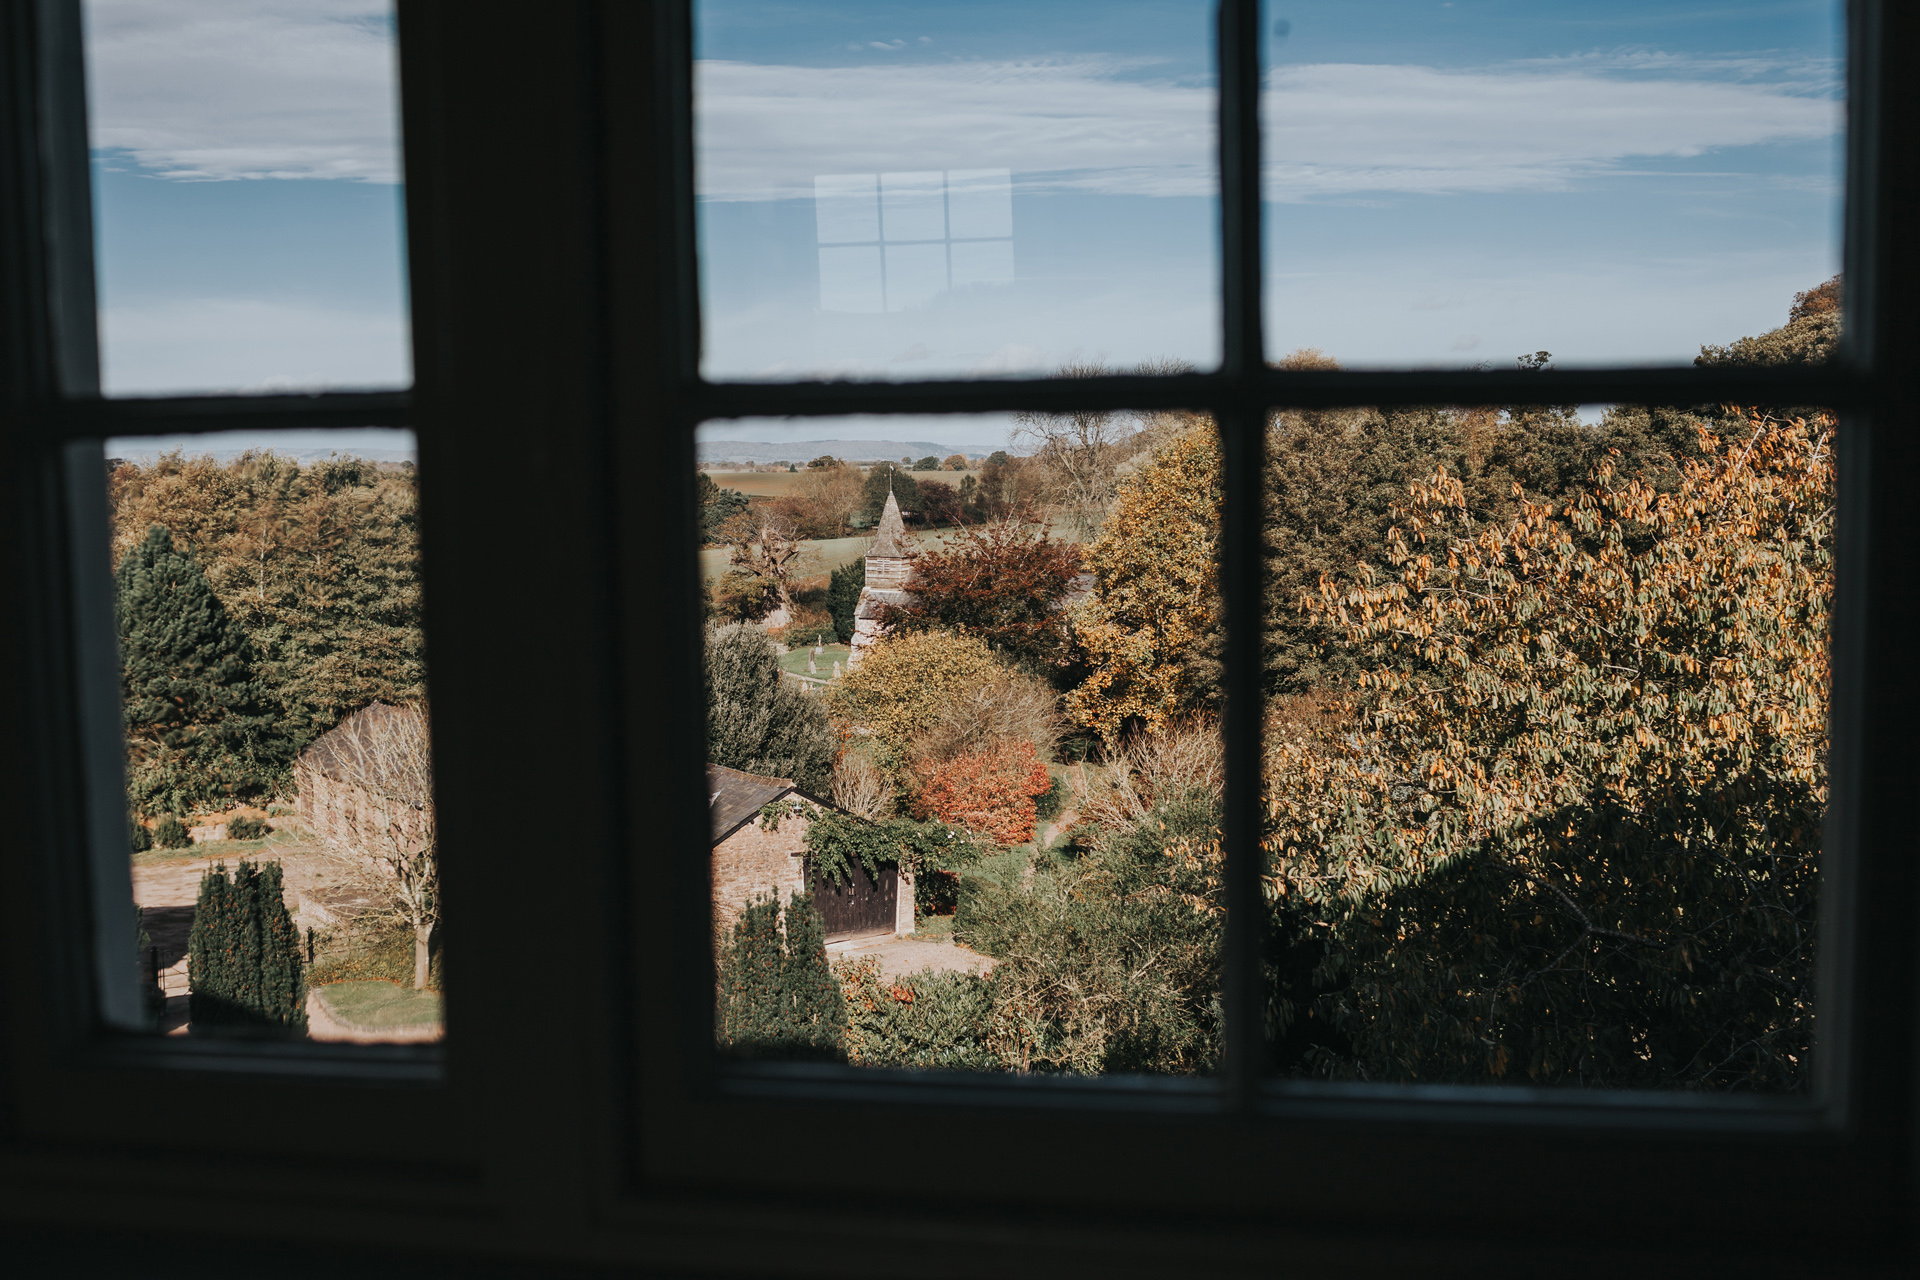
<box><xmin>868</xmin><ymin>488</ymin><xmax>912</xmax><ymax>557</ymax></box>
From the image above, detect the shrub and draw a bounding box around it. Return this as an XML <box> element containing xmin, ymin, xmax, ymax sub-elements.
<box><xmin>706</xmin><ymin>623</ymin><xmax>836</xmax><ymax>793</ymax></box>
<box><xmin>826</xmin><ymin>631</ymin><xmax>1003</xmax><ymax>779</ymax></box>
<box><xmin>187</xmin><ymin>860</ymin><xmax>307</xmax><ymax>1035</ymax></box>
<box><xmin>836</xmin><ymin>957</ymin><xmax>998</xmax><ymax>1070</ymax></box>
<box><xmin>153</xmin><ymin>815</ymin><xmax>192</xmax><ymax>849</ymax></box>
<box><xmin>915</xmin><ymin>869</ymin><xmax>961</xmax><ymax>918</ymax></box>
<box><xmin>307</xmin><ymin>924</ymin><xmax>444</xmax><ymax>992</ymax></box>
<box><xmin>715</xmin><ymin>892</ymin><xmax>846</xmax><ymax>1062</ymax></box>
<box><xmin>227</xmin><ymin>815</ymin><xmax>270</xmax><ymax>840</ymax></box>
<box><xmin>910</xmin><ymin>738</ymin><xmax>1053</xmax><ymax>845</ymax></box>
<box><xmin>907</xmin><ymin>665</ymin><xmax>1063</xmax><ymax>766</ymax></box>
<box><xmin>784</xmin><ymin>621</ymin><xmax>837</xmax><ymax>649</ymax></box>
<box><xmin>951</xmin><ymin>848</ymin><xmax>1035</xmax><ymax>954</ymax></box>
<box><xmin>130</xmin><ymin>820</ymin><xmax>152</xmax><ymax>853</ymax></box>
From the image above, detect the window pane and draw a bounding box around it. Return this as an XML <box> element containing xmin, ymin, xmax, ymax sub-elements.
<box><xmin>1261</xmin><ymin>336</ymin><xmax>1828</xmax><ymax>1088</ymax></box>
<box><xmin>694</xmin><ymin>2</ymin><xmax>1220</xmax><ymax>381</ymax></box>
<box><xmin>1261</xmin><ymin>2</ymin><xmax>1844</xmax><ymax>368</ymax></box>
<box><xmin>85</xmin><ymin>1</ymin><xmax>410</xmax><ymax>395</ymax></box>
<box><xmin>99</xmin><ymin>429</ymin><xmax>440</xmax><ymax>1044</ymax></box>
<box><xmin>697</xmin><ymin>414</ymin><xmax>1224</xmax><ymax>1074</ymax></box>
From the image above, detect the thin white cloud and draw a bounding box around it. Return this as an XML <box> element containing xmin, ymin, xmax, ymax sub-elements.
<box><xmin>1262</xmin><ymin>61</ymin><xmax>1839</xmax><ymax>198</ymax></box>
<box><xmin>696</xmin><ymin>56</ymin><xmax>1216</xmax><ymax>200</ymax></box>
<box><xmin>696</xmin><ymin>52</ymin><xmax>1837</xmax><ymax>202</ymax></box>
<box><xmin>85</xmin><ymin>0</ymin><xmax>399</xmax><ymax>182</ymax></box>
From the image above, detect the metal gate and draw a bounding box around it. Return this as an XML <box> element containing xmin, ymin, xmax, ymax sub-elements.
<box><xmin>810</xmin><ymin>860</ymin><xmax>897</xmax><ymax>943</ymax></box>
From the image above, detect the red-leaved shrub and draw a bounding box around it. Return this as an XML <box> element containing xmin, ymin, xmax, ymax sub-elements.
<box><xmin>911</xmin><ymin>738</ymin><xmax>1053</xmax><ymax>845</ymax></box>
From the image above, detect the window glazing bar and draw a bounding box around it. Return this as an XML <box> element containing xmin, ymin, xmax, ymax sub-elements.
<box><xmin>1216</xmin><ymin>0</ymin><xmax>1268</xmax><ymax>1110</ymax></box>
<box><xmin>52</xmin><ymin>390</ymin><xmax>414</xmax><ymax>438</ymax></box>
<box><xmin>681</xmin><ymin>365</ymin><xmax>1859</xmax><ymax>422</ymax></box>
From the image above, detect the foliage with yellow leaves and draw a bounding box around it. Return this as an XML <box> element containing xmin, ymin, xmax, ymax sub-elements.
<box><xmin>1065</xmin><ymin>424</ymin><xmax>1222</xmax><ymax>745</ymax></box>
<box><xmin>1265</xmin><ymin>412</ymin><xmax>1831</xmax><ymax>1090</ymax></box>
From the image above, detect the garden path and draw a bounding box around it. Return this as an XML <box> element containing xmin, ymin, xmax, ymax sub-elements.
<box><xmin>827</xmin><ymin>932</ymin><xmax>995</xmax><ymax>980</ymax></box>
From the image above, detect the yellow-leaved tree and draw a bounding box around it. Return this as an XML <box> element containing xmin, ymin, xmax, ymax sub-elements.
<box><xmin>1066</xmin><ymin>423</ymin><xmax>1222</xmax><ymax>745</ymax></box>
<box><xmin>1265</xmin><ymin>413</ymin><xmax>1831</xmax><ymax>1090</ymax></box>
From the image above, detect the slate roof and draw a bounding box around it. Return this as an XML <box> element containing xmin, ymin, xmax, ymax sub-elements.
<box><xmin>867</xmin><ymin>489</ymin><xmax>913</xmax><ymax>558</ymax></box>
<box><xmin>707</xmin><ymin>763</ymin><xmax>796</xmax><ymax>844</ymax></box>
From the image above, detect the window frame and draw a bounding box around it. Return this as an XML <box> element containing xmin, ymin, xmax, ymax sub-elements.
<box><xmin>614</xmin><ymin>0</ymin><xmax>1904</xmax><ymax>1238</ymax></box>
<box><xmin>0</xmin><ymin>0</ymin><xmax>1911</xmax><ymax>1272</ymax></box>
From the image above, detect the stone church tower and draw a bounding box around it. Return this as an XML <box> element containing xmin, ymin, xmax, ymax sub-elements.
<box><xmin>847</xmin><ymin>488</ymin><xmax>915</xmax><ymax>665</ymax></box>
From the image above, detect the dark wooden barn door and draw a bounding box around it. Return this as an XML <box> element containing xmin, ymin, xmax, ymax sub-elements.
<box><xmin>810</xmin><ymin>861</ymin><xmax>898</xmax><ymax>942</ymax></box>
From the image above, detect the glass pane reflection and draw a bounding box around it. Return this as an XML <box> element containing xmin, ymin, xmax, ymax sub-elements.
<box><xmin>695</xmin><ymin>2</ymin><xmax>1220</xmax><ymax>380</ymax></box>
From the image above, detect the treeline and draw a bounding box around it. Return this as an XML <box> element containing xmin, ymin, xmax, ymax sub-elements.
<box><xmin>700</xmin><ymin>451</ymin><xmax>1047</xmax><ymax>548</ymax></box>
<box><xmin>110</xmin><ymin>451</ymin><xmax>424</xmax><ymax>814</ymax></box>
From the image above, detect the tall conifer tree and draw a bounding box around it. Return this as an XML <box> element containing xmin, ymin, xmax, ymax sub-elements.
<box><xmin>117</xmin><ymin>524</ymin><xmax>288</xmax><ymax>815</ymax></box>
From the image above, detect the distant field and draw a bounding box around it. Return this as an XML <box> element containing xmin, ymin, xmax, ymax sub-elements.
<box><xmin>700</xmin><ymin>527</ymin><xmax>966</xmax><ymax>581</ymax></box>
<box><xmin>706</xmin><ymin>468</ymin><xmax>982</xmax><ymax>499</ymax></box>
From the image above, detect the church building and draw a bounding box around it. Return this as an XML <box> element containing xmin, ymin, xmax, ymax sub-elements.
<box><xmin>847</xmin><ymin>488</ymin><xmax>915</xmax><ymax>666</ymax></box>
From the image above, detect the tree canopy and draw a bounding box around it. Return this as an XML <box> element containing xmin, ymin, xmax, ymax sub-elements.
<box><xmin>1264</xmin><ymin>413</ymin><xmax>1830</xmax><ymax>1089</ymax></box>
<box><xmin>877</xmin><ymin>520</ymin><xmax>1081</xmax><ymax>670</ymax></box>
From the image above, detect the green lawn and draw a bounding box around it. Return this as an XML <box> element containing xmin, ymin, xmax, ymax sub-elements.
<box><xmin>131</xmin><ymin>826</ymin><xmax>303</xmax><ymax>868</ymax></box>
<box><xmin>779</xmin><ymin>642</ymin><xmax>850</xmax><ymax>683</ymax></box>
<box><xmin>317</xmin><ymin>980</ymin><xmax>443</xmax><ymax>1030</ymax></box>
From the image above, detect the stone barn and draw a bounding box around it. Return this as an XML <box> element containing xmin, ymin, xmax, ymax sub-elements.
<box><xmin>296</xmin><ymin>703</ymin><xmax>431</xmax><ymax>857</ymax></box>
<box><xmin>709</xmin><ymin>762</ymin><xmax>913</xmax><ymax>944</ymax></box>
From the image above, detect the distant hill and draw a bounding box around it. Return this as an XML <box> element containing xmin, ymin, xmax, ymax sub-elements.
<box><xmin>106</xmin><ymin>446</ymin><xmax>416</xmax><ymax>467</ymax></box>
<box><xmin>697</xmin><ymin>439</ymin><xmax>1012</xmax><ymax>464</ymax></box>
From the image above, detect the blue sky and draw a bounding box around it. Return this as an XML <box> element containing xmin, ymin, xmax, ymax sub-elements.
<box><xmin>83</xmin><ymin>1</ymin><xmax>1842</xmax><ymax>456</ymax></box>
<box><xmin>696</xmin><ymin>0</ymin><xmax>1843</xmax><ymax>427</ymax></box>
<box><xmin>85</xmin><ymin>0</ymin><xmax>406</xmax><ymax>396</ymax></box>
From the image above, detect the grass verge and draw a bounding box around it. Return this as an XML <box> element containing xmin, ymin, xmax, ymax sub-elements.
<box><xmin>317</xmin><ymin>981</ymin><xmax>442</xmax><ymax>1030</ymax></box>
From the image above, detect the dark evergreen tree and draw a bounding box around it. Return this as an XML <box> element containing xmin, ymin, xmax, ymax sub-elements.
<box><xmin>825</xmin><ymin>558</ymin><xmax>865</xmax><ymax>644</ymax></box>
<box><xmin>116</xmin><ymin>524</ymin><xmax>289</xmax><ymax>815</ymax></box>
<box><xmin>698</xmin><ymin>473</ymin><xmax>750</xmax><ymax>544</ymax></box>
<box><xmin>714</xmin><ymin>893</ymin><xmax>846</xmax><ymax>1061</ymax></box>
<box><xmin>187</xmin><ymin>860</ymin><xmax>307</xmax><ymax>1035</ymax></box>
<box><xmin>705</xmin><ymin>623</ymin><xmax>836</xmax><ymax>793</ymax></box>
<box><xmin>857</xmin><ymin>464</ymin><xmax>920</xmax><ymax>527</ymax></box>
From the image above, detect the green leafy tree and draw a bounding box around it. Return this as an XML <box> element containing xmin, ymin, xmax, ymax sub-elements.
<box><xmin>825</xmin><ymin>558</ymin><xmax>865</xmax><ymax>643</ymax></box>
<box><xmin>915</xmin><ymin>455</ymin><xmax>941</xmax><ymax>471</ymax></box>
<box><xmin>187</xmin><ymin>859</ymin><xmax>307</xmax><ymax>1035</ymax></box>
<box><xmin>117</xmin><ymin>525</ymin><xmax>289</xmax><ymax>815</ymax></box>
<box><xmin>715</xmin><ymin>892</ymin><xmax>846</xmax><ymax>1061</ymax></box>
<box><xmin>705</xmin><ymin>624</ymin><xmax>835</xmax><ymax>793</ymax></box>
